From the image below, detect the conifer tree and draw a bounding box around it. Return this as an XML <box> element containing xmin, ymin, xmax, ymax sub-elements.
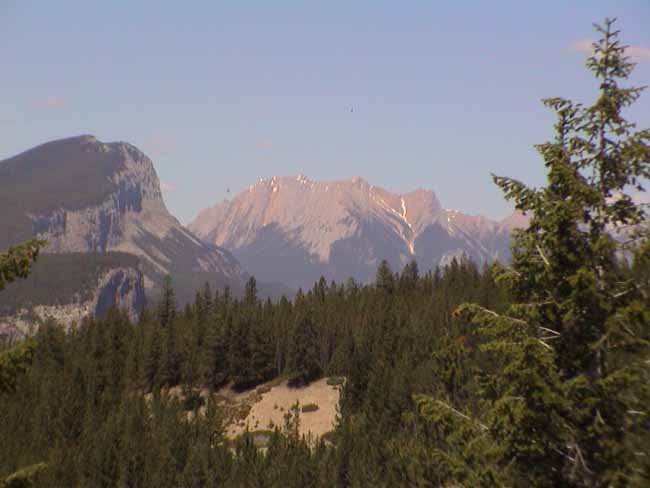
<box><xmin>0</xmin><ymin>240</ymin><xmax>48</xmax><ymax>487</ymax></box>
<box><xmin>421</xmin><ymin>18</ymin><xmax>650</xmax><ymax>487</ymax></box>
<box><xmin>0</xmin><ymin>239</ymin><xmax>46</xmax><ymax>291</ymax></box>
<box><xmin>0</xmin><ymin>340</ymin><xmax>37</xmax><ymax>394</ymax></box>
<box><xmin>159</xmin><ymin>322</ymin><xmax>182</xmax><ymax>386</ymax></box>
<box><xmin>375</xmin><ymin>260</ymin><xmax>395</xmax><ymax>294</ymax></box>
<box><xmin>228</xmin><ymin>313</ymin><xmax>251</xmax><ymax>387</ymax></box>
<box><xmin>142</xmin><ymin>313</ymin><xmax>162</xmax><ymax>390</ymax></box>
<box><xmin>248</xmin><ymin>319</ymin><xmax>276</xmax><ymax>386</ymax></box>
<box><xmin>286</xmin><ymin>310</ymin><xmax>320</xmax><ymax>386</ymax></box>
<box><xmin>399</xmin><ymin>260</ymin><xmax>419</xmax><ymax>291</ymax></box>
<box><xmin>244</xmin><ymin>276</ymin><xmax>258</xmax><ymax>306</ymax></box>
<box><xmin>157</xmin><ymin>275</ymin><xmax>177</xmax><ymax>328</ymax></box>
<box><xmin>201</xmin><ymin>309</ymin><xmax>227</xmax><ymax>388</ymax></box>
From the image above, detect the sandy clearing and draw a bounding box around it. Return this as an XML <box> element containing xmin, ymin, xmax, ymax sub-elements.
<box><xmin>144</xmin><ymin>378</ymin><xmax>343</xmax><ymax>442</ymax></box>
<box><xmin>226</xmin><ymin>378</ymin><xmax>342</xmax><ymax>439</ymax></box>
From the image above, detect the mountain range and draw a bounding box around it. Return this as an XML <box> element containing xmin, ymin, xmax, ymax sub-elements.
<box><xmin>190</xmin><ymin>174</ymin><xmax>526</xmax><ymax>290</ymax></box>
<box><xmin>0</xmin><ymin>135</ymin><xmax>527</xmax><ymax>331</ymax></box>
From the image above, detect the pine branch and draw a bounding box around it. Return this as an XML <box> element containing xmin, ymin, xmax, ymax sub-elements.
<box><xmin>536</xmin><ymin>244</ymin><xmax>551</xmax><ymax>268</ymax></box>
<box><xmin>434</xmin><ymin>400</ymin><xmax>488</xmax><ymax>431</ymax></box>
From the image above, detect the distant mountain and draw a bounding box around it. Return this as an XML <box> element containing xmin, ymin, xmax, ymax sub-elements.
<box><xmin>0</xmin><ymin>135</ymin><xmax>247</xmax><ymax>306</ymax></box>
<box><xmin>189</xmin><ymin>175</ymin><xmax>527</xmax><ymax>290</ymax></box>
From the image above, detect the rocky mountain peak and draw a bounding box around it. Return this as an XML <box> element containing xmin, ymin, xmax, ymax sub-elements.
<box><xmin>189</xmin><ymin>176</ymin><xmax>517</xmax><ymax>290</ymax></box>
<box><xmin>1</xmin><ymin>136</ymin><xmax>247</xmax><ymax>304</ymax></box>
<box><xmin>73</xmin><ymin>134</ymin><xmax>98</xmax><ymax>144</ymax></box>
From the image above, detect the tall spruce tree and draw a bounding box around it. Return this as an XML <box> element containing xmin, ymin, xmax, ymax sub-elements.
<box><xmin>157</xmin><ymin>275</ymin><xmax>177</xmax><ymax>328</ymax></box>
<box><xmin>417</xmin><ymin>18</ymin><xmax>650</xmax><ymax>487</ymax></box>
<box><xmin>375</xmin><ymin>260</ymin><xmax>395</xmax><ymax>295</ymax></box>
<box><xmin>0</xmin><ymin>239</ymin><xmax>48</xmax><ymax>487</ymax></box>
<box><xmin>286</xmin><ymin>309</ymin><xmax>320</xmax><ymax>386</ymax></box>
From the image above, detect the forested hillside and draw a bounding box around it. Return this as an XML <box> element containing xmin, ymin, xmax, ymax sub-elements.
<box><xmin>0</xmin><ymin>258</ymin><xmax>509</xmax><ymax>486</ymax></box>
<box><xmin>0</xmin><ymin>252</ymin><xmax>140</xmax><ymax>315</ymax></box>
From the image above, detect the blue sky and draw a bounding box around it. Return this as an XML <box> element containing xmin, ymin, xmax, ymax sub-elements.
<box><xmin>2</xmin><ymin>1</ymin><xmax>649</xmax><ymax>223</ymax></box>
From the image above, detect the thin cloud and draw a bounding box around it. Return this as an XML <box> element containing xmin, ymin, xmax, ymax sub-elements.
<box><xmin>160</xmin><ymin>181</ymin><xmax>176</xmax><ymax>194</ymax></box>
<box><xmin>570</xmin><ymin>39</ymin><xmax>650</xmax><ymax>62</ymax></box>
<box><xmin>31</xmin><ymin>96</ymin><xmax>65</xmax><ymax>110</ymax></box>
<box><xmin>570</xmin><ymin>39</ymin><xmax>594</xmax><ymax>54</ymax></box>
<box><xmin>255</xmin><ymin>139</ymin><xmax>273</xmax><ymax>151</ymax></box>
<box><xmin>143</xmin><ymin>134</ymin><xmax>176</xmax><ymax>158</ymax></box>
<box><xmin>626</xmin><ymin>45</ymin><xmax>650</xmax><ymax>62</ymax></box>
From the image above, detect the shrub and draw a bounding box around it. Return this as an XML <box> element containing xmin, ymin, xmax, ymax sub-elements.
<box><xmin>301</xmin><ymin>403</ymin><xmax>319</xmax><ymax>413</ymax></box>
<box><xmin>182</xmin><ymin>394</ymin><xmax>204</xmax><ymax>411</ymax></box>
<box><xmin>321</xmin><ymin>431</ymin><xmax>336</xmax><ymax>445</ymax></box>
<box><xmin>326</xmin><ymin>376</ymin><xmax>345</xmax><ymax>387</ymax></box>
<box><xmin>249</xmin><ymin>430</ymin><xmax>274</xmax><ymax>448</ymax></box>
<box><xmin>234</xmin><ymin>403</ymin><xmax>252</xmax><ymax>422</ymax></box>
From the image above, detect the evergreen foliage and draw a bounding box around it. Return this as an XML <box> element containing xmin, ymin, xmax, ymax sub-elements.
<box><xmin>1</xmin><ymin>252</ymin><xmax>503</xmax><ymax>486</ymax></box>
<box><xmin>287</xmin><ymin>308</ymin><xmax>320</xmax><ymax>386</ymax></box>
<box><xmin>417</xmin><ymin>18</ymin><xmax>650</xmax><ymax>487</ymax></box>
<box><xmin>0</xmin><ymin>240</ymin><xmax>46</xmax><ymax>292</ymax></box>
<box><xmin>156</xmin><ymin>275</ymin><xmax>177</xmax><ymax>328</ymax></box>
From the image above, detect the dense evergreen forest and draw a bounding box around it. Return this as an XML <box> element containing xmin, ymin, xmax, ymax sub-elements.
<box><xmin>1</xmin><ymin>257</ymin><xmax>508</xmax><ymax>487</ymax></box>
<box><xmin>1</xmin><ymin>19</ymin><xmax>650</xmax><ymax>487</ymax></box>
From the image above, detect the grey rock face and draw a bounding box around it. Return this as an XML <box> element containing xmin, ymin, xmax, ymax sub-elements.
<box><xmin>438</xmin><ymin>249</ymin><xmax>470</xmax><ymax>269</ymax></box>
<box><xmin>29</xmin><ymin>141</ymin><xmax>159</xmax><ymax>253</ymax></box>
<box><xmin>94</xmin><ymin>267</ymin><xmax>146</xmax><ymax>323</ymax></box>
<box><xmin>190</xmin><ymin>175</ymin><xmax>527</xmax><ymax>290</ymax></box>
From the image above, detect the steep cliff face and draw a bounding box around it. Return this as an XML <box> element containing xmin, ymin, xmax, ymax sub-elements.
<box><xmin>0</xmin><ymin>266</ymin><xmax>145</xmax><ymax>339</ymax></box>
<box><xmin>0</xmin><ymin>136</ymin><xmax>246</xmax><ymax>304</ymax></box>
<box><xmin>93</xmin><ymin>267</ymin><xmax>146</xmax><ymax>322</ymax></box>
<box><xmin>190</xmin><ymin>175</ymin><xmax>527</xmax><ymax>290</ymax></box>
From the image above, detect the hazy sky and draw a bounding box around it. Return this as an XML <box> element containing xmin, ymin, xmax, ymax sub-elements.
<box><xmin>2</xmin><ymin>1</ymin><xmax>650</xmax><ymax>223</ymax></box>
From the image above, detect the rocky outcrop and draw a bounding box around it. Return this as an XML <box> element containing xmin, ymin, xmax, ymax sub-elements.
<box><xmin>190</xmin><ymin>175</ymin><xmax>527</xmax><ymax>290</ymax></box>
<box><xmin>0</xmin><ymin>266</ymin><xmax>145</xmax><ymax>339</ymax></box>
<box><xmin>93</xmin><ymin>267</ymin><xmax>146</xmax><ymax>322</ymax></box>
